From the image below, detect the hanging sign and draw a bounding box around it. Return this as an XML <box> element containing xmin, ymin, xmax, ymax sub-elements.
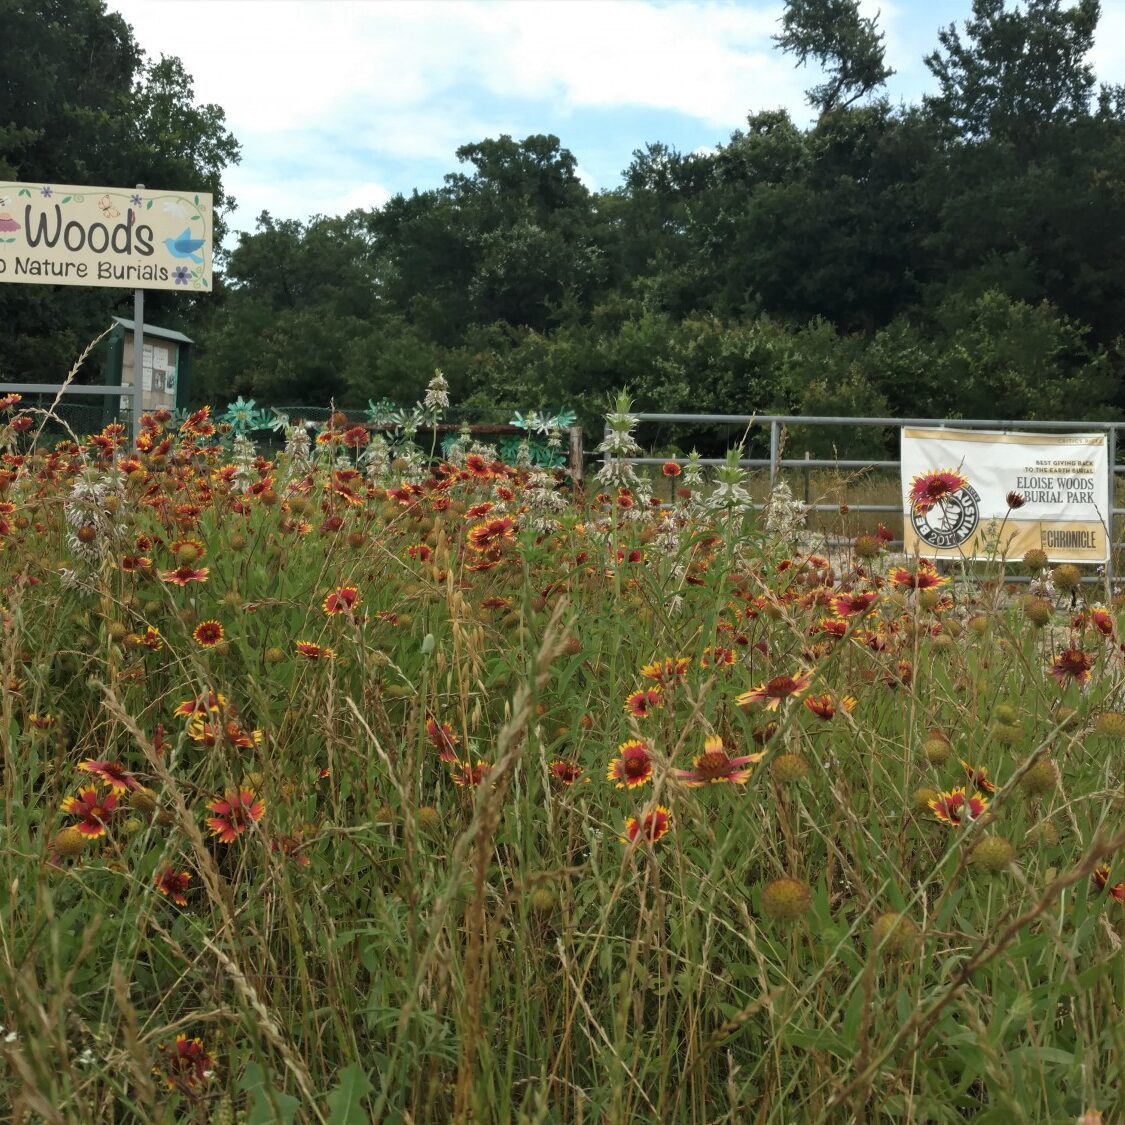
<box><xmin>901</xmin><ymin>427</ymin><xmax>1109</xmax><ymax>563</ymax></box>
<box><xmin>0</xmin><ymin>181</ymin><xmax>212</xmax><ymax>292</ymax></box>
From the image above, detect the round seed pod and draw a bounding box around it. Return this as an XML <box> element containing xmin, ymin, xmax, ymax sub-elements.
<box><xmin>869</xmin><ymin>912</ymin><xmax>919</xmax><ymax>959</ymax></box>
<box><xmin>971</xmin><ymin>835</ymin><xmax>1016</xmax><ymax>872</ymax></box>
<box><xmin>53</xmin><ymin>826</ymin><xmax>88</xmax><ymax>858</ymax></box>
<box><xmin>1022</xmin><ymin>759</ymin><xmax>1059</xmax><ymax>797</ymax></box>
<box><xmin>1053</xmin><ymin>564</ymin><xmax>1081</xmax><ymax>591</ymax></box>
<box><xmin>770</xmin><ymin>753</ymin><xmax>809</xmax><ymax>783</ymax></box>
<box><xmin>760</xmin><ymin>878</ymin><xmax>812</xmax><ymax>922</ymax></box>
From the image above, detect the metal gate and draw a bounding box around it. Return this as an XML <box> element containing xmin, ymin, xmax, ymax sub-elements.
<box><xmin>604</xmin><ymin>413</ymin><xmax>1124</xmax><ymax>588</ymax></box>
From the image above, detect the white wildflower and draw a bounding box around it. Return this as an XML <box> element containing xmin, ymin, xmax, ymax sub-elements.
<box><xmin>764</xmin><ymin>480</ymin><xmax>807</xmax><ymax>538</ymax></box>
<box><xmin>423</xmin><ymin>369</ymin><xmax>450</xmax><ymax>414</ymax></box>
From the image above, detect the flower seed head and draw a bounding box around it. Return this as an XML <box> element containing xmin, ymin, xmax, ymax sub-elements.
<box><xmin>923</xmin><ymin>738</ymin><xmax>952</xmax><ymax>766</ymax></box>
<box><xmin>761</xmin><ymin>878</ymin><xmax>812</xmax><ymax>922</ymax></box>
<box><xmin>1095</xmin><ymin>711</ymin><xmax>1125</xmax><ymax>739</ymax></box>
<box><xmin>870</xmin><ymin>911</ymin><xmax>919</xmax><ymax>958</ymax></box>
<box><xmin>1053</xmin><ymin>564</ymin><xmax>1081</xmax><ymax>591</ymax></box>
<box><xmin>971</xmin><ymin>835</ymin><xmax>1016</xmax><ymax>873</ymax></box>
<box><xmin>770</xmin><ymin>753</ymin><xmax>810</xmax><ymax>784</ymax></box>
<box><xmin>1022</xmin><ymin>759</ymin><xmax>1058</xmax><ymax>797</ymax></box>
<box><xmin>53</xmin><ymin>826</ymin><xmax>88</xmax><ymax>858</ymax></box>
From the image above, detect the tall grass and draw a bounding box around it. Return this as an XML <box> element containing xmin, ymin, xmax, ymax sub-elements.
<box><xmin>0</xmin><ymin>399</ymin><xmax>1122</xmax><ymax>1123</ymax></box>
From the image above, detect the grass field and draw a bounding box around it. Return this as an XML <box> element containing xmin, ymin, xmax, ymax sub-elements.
<box><xmin>0</xmin><ymin>393</ymin><xmax>1123</xmax><ymax>1123</ymax></box>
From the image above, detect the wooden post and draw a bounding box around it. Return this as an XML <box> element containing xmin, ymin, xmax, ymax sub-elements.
<box><xmin>568</xmin><ymin>426</ymin><xmax>584</xmax><ymax>491</ymax></box>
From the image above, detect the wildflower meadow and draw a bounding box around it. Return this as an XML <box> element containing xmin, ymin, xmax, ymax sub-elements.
<box><xmin>0</xmin><ymin>383</ymin><xmax>1123</xmax><ymax>1124</ymax></box>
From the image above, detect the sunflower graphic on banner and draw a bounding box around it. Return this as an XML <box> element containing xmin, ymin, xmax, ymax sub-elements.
<box><xmin>900</xmin><ymin>428</ymin><xmax>1110</xmax><ymax>563</ymax></box>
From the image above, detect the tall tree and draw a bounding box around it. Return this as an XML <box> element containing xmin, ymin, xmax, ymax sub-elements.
<box><xmin>924</xmin><ymin>0</ymin><xmax>1100</xmax><ymax>143</ymax></box>
<box><xmin>0</xmin><ymin>0</ymin><xmax>239</xmax><ymax>382</ymax></box>
<box><xmin>775</xmin><ymin>0</ymin><xmax>893</xmax><ymax>114</ymax></box>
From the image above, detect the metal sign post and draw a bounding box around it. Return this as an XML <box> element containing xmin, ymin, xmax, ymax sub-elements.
<box><xmin>131</xmin><ymin>183</ymin><xmax>145</xmax><ymax>445</ymax></box>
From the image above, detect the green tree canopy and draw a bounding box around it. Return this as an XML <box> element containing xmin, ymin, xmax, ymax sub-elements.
<box><xmin>0</xmin><ymin>0</ymin><xmax>239</xmax><ymax>382</ymax></box>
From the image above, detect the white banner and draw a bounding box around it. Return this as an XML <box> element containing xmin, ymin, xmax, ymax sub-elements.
<box><xmin>900</xmin><ymin>427</ymin><xmax>1110</xmax><ymax>563</ymax></box>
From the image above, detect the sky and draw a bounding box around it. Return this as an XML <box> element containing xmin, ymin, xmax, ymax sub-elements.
<box><xmin>105</xmin><ymin>0</ymin><xmax>1125</xmax><ymax>237</ymax></box>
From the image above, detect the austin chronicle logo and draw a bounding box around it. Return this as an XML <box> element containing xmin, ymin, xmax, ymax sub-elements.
<box><xmin>911</xmin><ymin>485</ymin><xmax>981</xmax><ymax>549</ymax></box>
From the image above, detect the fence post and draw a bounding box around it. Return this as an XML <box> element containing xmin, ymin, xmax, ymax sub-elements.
<box><xmin>568</xmin><ymin>426</ymin><xmax>584</xmax><ymax>492</ymax></box>
<box><xmin>803</xmin><ymin>450</ymin><xmax>811</xmax><ymax>504</ymax></box>
<box><xmin>768</xmin><ymin>421</ymin><xmax>779</xmax><ymax>490</ymax></box>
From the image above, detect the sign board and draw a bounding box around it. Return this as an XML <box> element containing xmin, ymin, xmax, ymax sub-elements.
<box><xmin>901</xmin><ymin>427</ymin><xmax>1110</xmax><ymax>563</ymax></box>
<box><xmin>0</xmin><ymin>181</ymin><xmax>212</xmax><ymax>292</ymax></box>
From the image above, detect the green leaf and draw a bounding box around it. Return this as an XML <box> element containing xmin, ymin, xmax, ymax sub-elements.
<box><xmin>239</xmin><ymin>1061</ymin><xmax>301</xmax><ymax>1124</ymax></box>
<box><xmin>146</xmin><ymin>200</ymin><xmax>153</xmax><ymax>210</ymax></box>
<box><xmin>62</xmin><ymin>195</ymin><xmax>71</xmax><ymax>203</ymax></box>
<box><xmin>325</xmin><ymin>1063</ymin><xmax>374</xmax><ymax>1125</ymax></box>
<box><xmin>191</xmin><ymin>214</ymin><xmax>200</xmax><ymax>220</ymax></box>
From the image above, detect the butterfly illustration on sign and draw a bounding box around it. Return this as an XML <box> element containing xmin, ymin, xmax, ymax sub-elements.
<box><xmin>98</xmin><ymin>194</ymin><xmax>121</xmax><ymax>219</ymax></box>
<box><xmin>164</xmin><ymin>228</ymin><xmax>205</xmax><ymax>264</ymax></box>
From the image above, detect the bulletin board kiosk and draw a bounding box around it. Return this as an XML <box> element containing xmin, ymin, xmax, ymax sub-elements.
<box><xmin>102</xmin><ymin>316</ymin><xmax>192</xmax><ymax>422</ymax></box>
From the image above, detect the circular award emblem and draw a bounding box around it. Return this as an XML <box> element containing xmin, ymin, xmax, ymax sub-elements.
<box><xmin>911</xmin><ymin>485</ymin><xmax>981</xmax><ymax>550</ymax></box>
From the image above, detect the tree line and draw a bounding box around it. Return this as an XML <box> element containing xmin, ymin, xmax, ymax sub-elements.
<box><xmin>2</xmin><ymin>0</ymin><xmax>1124</xmax><ymax>452</ymax></box>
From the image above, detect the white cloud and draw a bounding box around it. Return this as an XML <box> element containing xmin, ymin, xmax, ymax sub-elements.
<box><xmin>106</xmin><ymin>0</ymin><xmax>819</xmax><ymax>227</ymax></box>
<box><xmin>119</xmin><ymin>1</ymin><xmax>1075</xmax><ymax>229</ymax></box>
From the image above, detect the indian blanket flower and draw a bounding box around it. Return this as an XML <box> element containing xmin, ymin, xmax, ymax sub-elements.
<box><xmin>829</xmin><ymin>591</ymin><xmax>877</xmax><ymax>619</ymax></box>
<box><xmin>1092</xmin><ymin>865</ymin><xmax>1125</xmax><ymax>903</ymax></box>
<box><xmin>451</xmin><ymin>758</ymin><xmax>490</xmax><ymax>788</ymax></box>
<box><xmin>323</xmin><ymin>585</ymin><xmax>361</xmax><ymax>616</ymax></box>
<box><xmin>60</xmin><ymin>786</ymin><xmax>119</xmax><ymax>837</ymax></box>
<box><xmin>205</xmin><ymin>789</ymin><xmax>265</xmax><ymax>843</ymax></box>
<box><xmin>549</xmin><ymin>759</ymin><xmax>585</xmax><ymax>785</ymax></box>
<box><xmin>640</xmin><ymin>657</ymin><xmax>690</xmax><ymax>686</ymax></box>
<box><xmin>192</xmin><ymin>620</ymin><xmax>224</xmax><ymax>647</ymax></box>
<box><xmin>818</xmin><ymin>616</ymin><xmax>849</xmax><ymax>639</ymax></box>
<box><xmin>160</xmin><ymin>564</ymin><xmax>210</xmax><ymax>586</ymax></box>
<box><xmin>155</xmin><ymin>1034</ymin><xmax>214</xmax><ymax>1093</ymax></box>
<box><xmin>1049</xmin><ymin>648</ymin><xmax>1094</xmax><ymax>687</ymax></box>
<box><xmin>77</xmin><ymin>760</ymin><xmax>140</xmax><ymax>792</ymax></box>
<box><xmin>737</xmin><ymin>669</ymin><xmax>814</xmax><ymax>711</ymax></box>
<box><xmin>803</xmin><ymin>693</ymin><xmax>856</xmax><ymax>721</ymax></box>
<box><xmin>623</xmin><ymin>805</ymin><xmax>671</xmax><ymax>846</ymax></box>
<box><xmin>624</xmin><ymin>687</ymin><xmax>664</xmax><ymax>718</ymax></box>
<box><xmin>960</xmin><ymin>760</ymin><xmax>998</xmax><ymax>795</ymax></box>
<box><xmin>467</xmin><ymin>517</ymin><xmax>516</xmax><ymax>552</ymax></box>
<box><xmin>909</xmin><ymin>468</ymin><xmax>969</xmax><ymax>514</ymax></box>
<box><xmin>174</xmin><ymin>691</ymin><xmax>227</xmax><ymax>718</ymax></box>
<box><xmin>295</xmin><ymin>641</ymin><xmax>336</xmax><ymax>661</ymax></box>
<box><xmin>673</xmin><ymin>734</ymin><xmax>762</xmax><ymax>787</ymax></box>
<box><xmin>700</xmin><ymin>646</ymin><xmax>736</xmax><ymax>670</ymax></box>
<box><xmin>928</xmin><ymin>788</ymin><xmax>989</xmax><ymax>828</ymax></box>
<box><xmin>154</xmin><ymin>866</ymin><xmax>192</xmax><ymax>906</ymax></box>
<box><xmin>1089</xmin><ymin>607</ymin><xmax>1114</xmax><ymax>637</ymax></box>
<box><xmin>888</xmin><ymin>562</ymin><xmax>948</xmax><ymax>591</ymax></box>
<box><xmin>608</xmin><ymin>739</ymin><xmax>654</xmax><ymax>789</ymax></box>
<box><xmin>425</xmin><ymin>718</ymin><xmax>460</xmax><ymax>763</ymax></box>
<box><xmin>662</xmin><ymin>462</ymin><xmax>682</xmax><ymax>477</ymax></box>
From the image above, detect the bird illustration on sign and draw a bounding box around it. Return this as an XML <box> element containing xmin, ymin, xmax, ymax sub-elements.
<box><xmin>164</xmin><ymin>228</ymin><xmax>205</xmax><ymax>264</ymax></box>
